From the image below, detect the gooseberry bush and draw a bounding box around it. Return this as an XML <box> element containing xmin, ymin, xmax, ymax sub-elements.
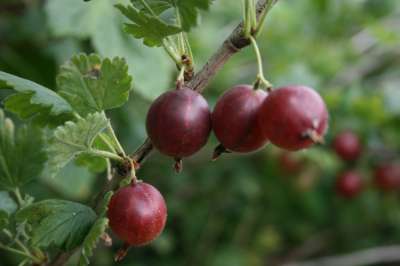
<box><xmin>0</xmin><ymin>0</ymin><xmax>330</xmax><ymax>265</ymax></box>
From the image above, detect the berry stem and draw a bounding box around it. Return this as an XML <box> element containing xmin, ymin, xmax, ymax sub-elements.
<box><xmin>243</xmin><ymin>0</ymin><xmax>252</xmax><ymax>37</ymax></box>
<box><xmin>88</xmin><ymin>149</ymin><xmax>124</xmax><ymax>162</ymax></box>
<box><xmin>249</xmin><ymin>0</ymin><xmax>258</xmax><ymax>30</ymax></box>
<box><xmin>106</xmin><ymin>122</ymin><xmax>126</xmax><ymax>157</ymax></box>
<box><xmin>176</xmin><ymin>65</ymin><xmax>186</xmax><ymax>89</ymax></box>
<box><xmin>162</xmin><ymin>39</ymin><xmax>182</xmax><ymax>67</ymax></box>
<box><xmin>253</xmin><ymin>0</ymin><xmax>277</xmax><ymax>37</ymax></box>
<box><xmin>13</xmin><ymin>187</ymin><xmax>24</xmax><ymax>207</ymax></box>
<box><xmin>137</xmin><ymin>0</ymin><xmax>182</xmax><ymax>67</ymax></box>
<box><xmin>249</xmin><ymin>35</ymin><xmax>272</xmax><ymax>90</ymax></box>
<box><xmin>99</xmin><ymin>133</ymin><xmax>117</xmax><ymax>154</ymax></box>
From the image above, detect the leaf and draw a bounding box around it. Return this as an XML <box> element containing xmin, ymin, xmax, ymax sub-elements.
<box><xmin>45</xmin><ymin>112</ymin><xmax>109</xmax><ymax>178</ymax></box>
<box><xmin>75</xmin><ymin>154</ymin><xmax>108</xmax><ymax>174</ymax></box>
<box><xmin>0</xmin><ymin>191</ymin><xmax>18</xmax><ymax>229</ymax></box>
<box><xmin>115</xmin><ymin>3</ymin><xmax>181</xmax><ymax>46</ymax></box>
<box><xmin>0</xmin><ymin>110</ymin><xmax>47</xmax><ymax>190</ymax></box>
<box><xmin>98</xmin><ymin>191</ymin><xmax>113</xmax><ymax>216</ymax></box>
<box><xmin>46</xmin><ymin>0</ymin><xmax>173</xmax><ymax>101</ymax></box>
<box><xmin>79</xmin><ymin>217</ymin><xmax>108</xmax><ymax>266</ymax></box>
<box><xmin>173</xmin><ymin>0</ymin><xmax>214</xmax><ymax>31</ymax></box>
<box><xmin>0</xmin><ymin>71</ymin><xmax>73</xmax><ymax>126</ymax></box>
<box><xmin>57</xmin><ymin>54</ymin><xmax>133</xmax><ymax>116</ymax></box>
<box><xmin>131</xmin><ymin>0</ymin><xmax>171</xmax><ymax>15</ymax></box>
<box><xmin>78</xmin><ymin>190</ymin><xmax>113</xmax><ymax>265</ymax></box>
<box><xmin>129</xmin><ymin>0</ymin><xmax>214</xmax><ymax>31</ymax></box>
<box><xmin>16</xmin><ymin>200</ymin><xmax>96</xmax><ymax>250</ymax></box>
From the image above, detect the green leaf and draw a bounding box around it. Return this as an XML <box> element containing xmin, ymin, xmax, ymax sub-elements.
<box><xmin>0</xmin><ymin>110</ymin><xmax>47</xmax><ymax>190</ymax></box>
<box><xmin>173</xmin><ymin>0</ymin><xmax>214</xmax><ymax>31</ymax></box>
<box><xmin>0</xmin><ymin>71</ymin><xmax>73</xmax><ymax>126</ymax></box>
<box><xmin>78</xmin><ymin>190</ymin><xmax>113</xmax><ymax>265</ymax></box>
<box><xmin>16</xmin><ymin>200</ymin><xmax>96</xmax><ymax>250</ymax></box>
<box><xmin>131</xmin><ymin>0</ymin><xmax>171</xmax><ymax>15</ymax></box>
<box><xmin>129</xmin><ymin>0</ymin><xmax>214</xmax><ymax>31</ymax></box>
<box><xmin>57</xmin><ymin>54</ymin><xmax>133</xmax><ymax>116</ymax></box>
<box><xmin>115</xmin><ymin>3</ymin><xmax>181</xmax><ymax>46</ymax></box>
<box><xmin>45</xmin><ymin>112</ymin><xmax>109</xmax><ymax>178</ymax></box>
<box><xmin>79</xmin><ymin>217</ymin><xmax>108</xmax><ymax>266</ymax></box>
<box><xmin>46</xmin><ymin>0</ymin><xmax>173</xmax><ymax>101</ymax></box>
<box><xmin>75</xmin><ymin>154</ymin><xmax>108</xmax><ymax>174</ymax></box>
<box><xmin>98</xmin><ymin>191</ymin><xmax>113</xmax><ymax>217</ymax></box>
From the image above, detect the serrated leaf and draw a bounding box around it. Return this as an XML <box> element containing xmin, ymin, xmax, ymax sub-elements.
<box><xmin>45</xmin><ymin>112</ymin><xmax>109</xmax><ymax>178</ymax></box>
<box><xmin>131</xmin><ymin>0</ymin><xmax>171</xmax><ymax>15</ymax></box>
<box><xmin>99</xmin><ymin>191</ymin><xmax>113</xmax><ymax>216</ymax></box>
<box><xmin>0</xmin><ymin>71</ymin><xmax>73</xmax><ymax>126</ymax></box>
<box><xmin>75</xmin><ymin>154</ymin><xmax>107</xmax><ymax>173</ymax></box>
<box><xmin>173</xmin><ymin>0</ymin><xmax>213</xmax><ymax>31</ymax></box>
<box><xmin>116</xmin><ymin>3</ymin><xmax>181</xmax><ymax>46</ymax></box>
<box><xmin>79</xmin><ymin>217</ymin><xmax>109</xmax><ymax>266</ymax></box>
<box><xmin>57</xmin><ymin>54</ymin><xmax>133</xmax><ymax>116</ymax></box>
<box><xmin>0</xmin><ymin>110</ymin><xmax>47</xmax><ymax>190</ymax></box>
<box><xmin>46</xmin><ymin>0</ymin><xmax>173</xmax><ymax>101</ymax></box>
<box><xmin>16</xmin><ymin>200</ymin><xmax>96</xmax><ymax>251</ymax></box>
<box><xmin>129</xmin><ymin>0</ymin><xmax>213</xmax><ymax>31</ymax></box>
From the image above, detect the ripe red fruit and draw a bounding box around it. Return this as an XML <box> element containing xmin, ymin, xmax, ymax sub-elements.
<box><xmin>258</xmin><ymin>85</ymin><xmax>328</xmax><ymax>151</ymax></box>
<box><xmin>374</xmin><ymin>163</ymin><xmax>400</xmax><ymax>191</ymax></box>
<box><xmin>107</xmin><ymin>182</ymin><xmax>167</xmax><ymax>247</ymax></box>
<box><xmin>212</xmin><ymin>85</ymin><xmax>269</xmax><ymax>153</ymax></box>
<box><xmin>146</xmin><ymin>87</ymin><xmax>211</xmax><ymax>159</ymax></box>
<box><xmin>336</xmin><ymin>171</ymin><xmax>363</xmax><ymax>198</ymax></box>
<box><xmin>333</xmin><ymin>130</ymin><xmax>362</xmax><ymax>161</ymax></box>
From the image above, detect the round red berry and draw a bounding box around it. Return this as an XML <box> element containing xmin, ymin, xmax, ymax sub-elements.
<box><xmin>212</xmin><ymin>85</ymin><xmax>269</xmax><ymax>153</ymax></box>
<box><xmin>258</xmin><ymin>85</ymin><xmax>328</xmax><ymax>151</ymax></box>
<box><xmin>108</xmin><ymin>182</ymin><xmax>167</xmax><ymax>246</ymax></box>
<box><xmin>336</xmin><ymin>171</ymin><xmax>363</xmax><ymax>198</ymax></box>
<box><xmin>146</xmin><ymin>87</ymin><xmax>211</xmax><ymax>158</ymax></box>
<box><xmin>374</xmin><ymin>163</ymin><xmax>400</xmax><ymax>191</ymax></box>
<box><xmin>333</xmin><ymin>130</ymin><xmax>362</xmax><ymax>161</ymax></box>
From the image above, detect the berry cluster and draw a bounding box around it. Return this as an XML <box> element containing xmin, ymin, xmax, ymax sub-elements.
<box><xmin>333</xmin><ymin>130</ymin><xmax>400</xmax><ymax>198</ymax></box>
<box><xmin>147</xmin><ymin>84</ymin><xmax>329</xmax><ymax>165</ymax></box>
<box><xmin>107</xmin><ymin>83</ymin><xmax>329</xmax><ymax>255</ymax></box>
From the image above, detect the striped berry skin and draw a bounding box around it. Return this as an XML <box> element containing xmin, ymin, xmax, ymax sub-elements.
<box><xmin>146</xmin><ymin>87</ymin><xmax>211</xmax><ymax>158</ymax></box>
<box><xmin>212</xmin><ymin>85</ymin><xmax>269</xmax><ymax>153</ymax></box>
<box><xmin>108</xmin><ymin>182</ymin><xmax>167</xmax><ymax>246</ymax></box>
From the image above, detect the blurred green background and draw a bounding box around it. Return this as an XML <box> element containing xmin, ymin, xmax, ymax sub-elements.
<box><xmin>1</xmin><ymin>0</ymin><xmax>400</xmax><ymax>265</ymax></box>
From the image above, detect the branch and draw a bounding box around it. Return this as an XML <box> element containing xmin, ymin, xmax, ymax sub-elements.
<box><xmin>46</xmin><ymin>1</ymin><xmax>279</xmax><ymax>265</ymax></box>
<box><xmin>283</xmin><ymin>245</ymin><xmax>400</xmax><ymax>266</ymax></box>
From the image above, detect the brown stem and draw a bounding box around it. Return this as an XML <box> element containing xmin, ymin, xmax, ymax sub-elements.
<box><xmin>46</xmin><ymin>1</ymin><xmax>279</xmax><ymax>265</ymax></box>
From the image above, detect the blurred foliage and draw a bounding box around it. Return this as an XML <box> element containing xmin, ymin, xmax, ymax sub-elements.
<box><xmin>0</xmin><ymin>0</ymin><xmax>400</xmax><ymax>265</ymax></box>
